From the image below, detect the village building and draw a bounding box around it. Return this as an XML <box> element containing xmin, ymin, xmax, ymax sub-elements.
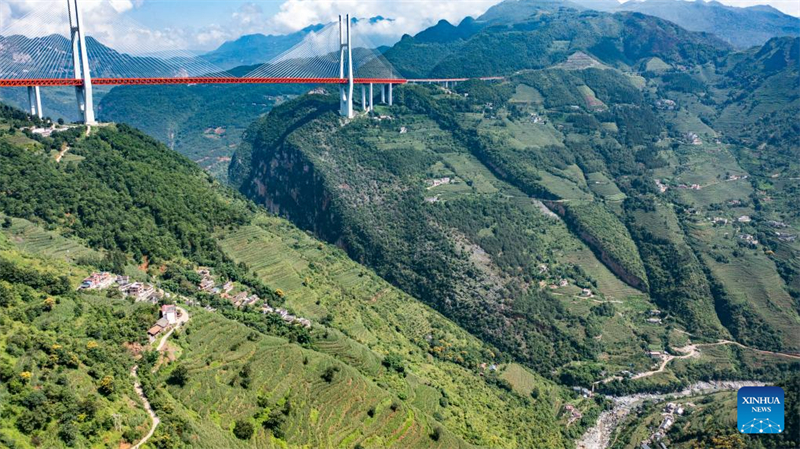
<box><xmin>161</xmin><ymin>304</ymin><xmax>178</xmax><ymax>325</ymax></box>
<box><xmin>428</xmin><ymin>177</ymin><xmax>451</xmax><ymax>189</ymax></box>
<box><xmin>222</xmin><ymin>281</ymin><xmax>234</xmax><ymax>294</ymax></box>
<box><xmin>148</xmin><ymin>317</ymin><xmax>170</xmax><ymax>338</ymax></box>
<box><xmin>199</xmin><ymin>277</ymin><xmax>215</xmax><ymax>292</ymax></box>
<box><xmin>80</xmin><ymin>272</ymin><xmax>116</xmax><ymax>290</ymax></box>
<box><xmin>737</xmin><ymin>215</ymin><xmax>752</xmax><ymax>223</ymax></box>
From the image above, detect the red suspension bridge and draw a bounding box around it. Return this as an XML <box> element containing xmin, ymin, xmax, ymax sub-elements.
<box><xmin>2</xmin><ymin>0</ymin><xmax>474</xmax><ymax>123</ymax></box>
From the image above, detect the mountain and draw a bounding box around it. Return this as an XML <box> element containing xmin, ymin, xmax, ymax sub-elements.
<box><xmin>384</xmin><ymin>7</ymin><xmax>730</xmax><ymax>78</ymax></box>
<box><xmin>0</xmin><ymin>104</ymin><xmax>579</xmax><ymax>448</ymax></box>
<box><xmin>477</xmin><ymin>0</ymin><xmax>587</xmax><ymax>23</ymax></box>
<box><xmin>617</xmin><ymin>0</ymin><xmax>800</xmax><ymax>48</ymax></box>
<box><xmin>229</xmin><ymin>14</ymin><xmax>800</xmax><ymax>412</ymax></box>
<box><xmin>413</xmin><ymin>17</ymin><xmax>485</xmax><ymax>44</ymax></box>
<box><xmin>202</xmin><ymin>25</ymin><xmax>324</xmax><ymax>69</ymax></box>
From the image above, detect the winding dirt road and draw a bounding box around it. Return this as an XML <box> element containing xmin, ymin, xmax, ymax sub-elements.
<box><xmin>130</xmin><ymin>306</ymin><xmax>188</xmax><ymax>449</ymax></box>
<box><xmin>632</xmin><ymin>340</ymin><xmax>800</xmax><ymax>380</ymax></box>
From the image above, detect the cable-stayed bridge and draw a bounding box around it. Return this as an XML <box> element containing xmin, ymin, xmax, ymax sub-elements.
<box><xmin>0</xmin><ymin>0</ymin><xmax>412</xmax><ymax>122</ymax></box>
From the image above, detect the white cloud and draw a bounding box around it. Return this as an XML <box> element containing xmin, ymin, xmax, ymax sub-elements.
<box><xmin>268</xmin><ymin>0</ymin><xmax>499</xmax><ymax>42</ymax></box>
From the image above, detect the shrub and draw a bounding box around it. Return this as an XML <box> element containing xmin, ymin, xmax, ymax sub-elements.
<box><xmin>321</xmin><ymin>366</ymin><xmax>340</xmax><ymax>383</ymax></box>
<box><xmin>168</xmin><ymin>365</ymin><xmax>189</xmax><ymax>387</ymax></box>
<box><xmin>233</xmin><ymin>419</ymin><xmax>254</xmax><ymax>440</ymax></box>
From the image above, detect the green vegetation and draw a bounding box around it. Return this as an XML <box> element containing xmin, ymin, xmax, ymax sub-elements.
<box><xmin>231</xmin><ymin>27</ymin><xmax>800</xmax><ymax>402</ymax></box>
<box><xmin>99</xmin><ymin>82</ymin><xmax>307</xmax><ymax>181</ymax></box>
<box><xmin>0</xmin><ymin>103</ymin><xmax>583</xmax><ymax>448</ymax></box>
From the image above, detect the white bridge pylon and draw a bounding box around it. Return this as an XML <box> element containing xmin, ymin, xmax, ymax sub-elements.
<box><xmin>2</xmin><ymin>1</ymin><xmax>400</xmax><ymax>122</ymax></box>
<box><xmin>68</xmin><ymin>0</ymin><xmax>95</xmax><ymax>124</ymax></box>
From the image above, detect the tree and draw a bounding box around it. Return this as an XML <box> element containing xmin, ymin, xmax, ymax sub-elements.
<box><xmin>168</xmin><ymin>365</ymin><xmax>189</xmax><ymax>387</ymax></box>
<box><xmin>98</xmin><ymin>375</ymin><xmax>115</xmax><ymax>396</ymax></box>
<box><xmin>321</xmin><ymin>366</ymin><xmax>340</xmax><ymax>383</ymax></box>
<box><xmin>233</xmin><ymin>419</ymin><xmax>254</xmax><ymax>440</ymax></box>
<box><xmin>2</xmin><ymin>217</ymin><xmax>11</xmax><ymax>228</ymax></box>
<box><xmin>430</xmin><ymin>426</ymin><xmax>442</xmax><ymax>441</ymax></box>
<box><xmin>0</xmin><ymin>282</ymin><xmax>13</xmax><ymax>307</ymax></box>
<box><xmin>382</xmin><ymin>352</ymin><xmax>406</xmax><ymax>374</ymax></box>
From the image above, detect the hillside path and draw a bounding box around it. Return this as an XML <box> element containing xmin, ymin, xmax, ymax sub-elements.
<box><xmin>630</xmin><ymin>340</ymin><xmax>800</xmax><ymax>381</ymax></box>
<box><xmin>131</xmin><ymin>306</ymin><xmax>189</xmax><ymax>449</ymax></box>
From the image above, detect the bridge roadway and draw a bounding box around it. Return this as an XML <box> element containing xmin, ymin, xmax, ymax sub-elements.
<box><xmin>0</xmin><ymin>77</ymin><xmax>408</xmax><ymax>87</ymax></box>
<box><xmin>0</xmin><ymin>76</ymin><xmax>505</xmax><ymax>88</ymax></box>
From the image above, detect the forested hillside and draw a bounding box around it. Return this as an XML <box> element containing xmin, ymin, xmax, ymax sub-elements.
<box><xmin>231</xmin><ymin>14</ymin><xmax>800</xmax><ymax>400</ymax></box>
<box><xmin>98</xmin><ymin>80</ymin><xmax>307</xmax><ymax>181</ymax></box>
<box><xmin>0</xmin><ymin>105</ymin><xmax>582</xmax><ymax>448</ymax></box>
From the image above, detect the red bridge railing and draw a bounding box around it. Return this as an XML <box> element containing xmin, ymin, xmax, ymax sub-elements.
<box><xmin>0</xmin><ymin>77</ymin><xmax>408</xmax><ymax>87</ymax></box>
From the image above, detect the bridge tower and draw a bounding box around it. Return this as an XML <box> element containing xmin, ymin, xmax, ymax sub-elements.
<box><xmin>338</xmin><ymin>14</ymin><xmax>354</xmax><ymax>118</ymax></box>
<box><xmin>67</xmin><ymin>0</ymin><xmax>95</xmax><ymax>124</ymax></box>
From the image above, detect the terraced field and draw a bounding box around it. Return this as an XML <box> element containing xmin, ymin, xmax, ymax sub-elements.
<box><xmin>216</xmin><ymin>213</ymin><xmax>575</xmax><ymax>448</ymax></box>
<box><xmin>166</xmin><ymin>311</ymin><xmax>476</xmax><ymax>449</ymax></box>
<box><xmin>1</xmin><ymin>215</ymin><xmax>100</xmax><ymax>263</ymax></box>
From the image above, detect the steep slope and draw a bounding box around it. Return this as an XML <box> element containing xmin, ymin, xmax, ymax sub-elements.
<box><xmin>97</xmin><ymin>81</ymin><xmax>307</xmax><ymax>181</ymax></box>
<box><xmin>617</xmin><ymin>0</ymin><xmax>800</xmax><ymax>48</ymax></box>
<box><xmin>0</xmin><ymin>105</ymin><xmax>577</xmax><ymax>448</ymax></box>
<box><xmin>231</xmin><ymin>33</ymin><xmax>800</xmax><ymax>388</ymax></box>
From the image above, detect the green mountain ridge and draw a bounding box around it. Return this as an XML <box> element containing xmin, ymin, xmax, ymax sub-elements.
<box><xmin>0</xmin><ymin>105</ymin><xmax>581</xmax><ymax>448</ymax></box>
<box><xmin>229</xmin><ymin>27</ymin><xmax>800</xmax><ymax>397</ymax></box>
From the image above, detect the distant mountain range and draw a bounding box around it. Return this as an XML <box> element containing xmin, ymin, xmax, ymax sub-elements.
<box><xmin>201</xmin><ymin>24</ymin><xmax>325</xmax><ymax>70</ymax></box>
<box><xmin>202</xmin><ymin>17</ymin><xmax>398</xmax><ymax>70</ymax></box>
<box><xmin>616</xmin><ymin>0</ymin><xmax>800</xmax><ymax>48</ymax></box>
<box><xmin>401</xmin><ymin>0</ymin><xmax>799</xmax><ymax>51</ymax></box>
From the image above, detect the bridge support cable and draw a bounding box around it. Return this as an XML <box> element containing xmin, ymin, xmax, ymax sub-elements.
<box><xmin>27</xmin><ymin>86</ymin><xmax>42</xmax><ymax>119</ymax></box>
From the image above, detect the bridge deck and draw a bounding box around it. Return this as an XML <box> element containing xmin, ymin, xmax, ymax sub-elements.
<box><xmin>0</xmin><ymin>77</ymin><xmax>408</xmax><ymax>87</ymax></box>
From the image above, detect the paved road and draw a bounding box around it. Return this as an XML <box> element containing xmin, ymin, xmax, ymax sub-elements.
<box><xmin>131</xmin><ymin>306</ymin><xmax>189</xmax><ymax>449</ymax></box>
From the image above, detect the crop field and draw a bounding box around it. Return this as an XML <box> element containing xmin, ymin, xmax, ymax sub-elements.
<box><xmin>167</xmin><ymin>311</ymin><xmax>462</xmax><ymax>449</ymax></box>
<box><xmin>561</xmin><ymin>246</ymin><xmax>642</xmax><ymax>301</ymax></box>
<box><xmin>700</xmin><ymin>248</ymin><xmax>799</xmax><ymax>350</ymax></box>
<box><xmin>510</xmin><ymin>84</ymin><xmax>544</xmax><ymax>105</ymax></box>
<box><xmin>586</xmin><ymin>172</ymin><xmax>625</xmax><ymax>201</ymax></box>
<box><xmin>439</xmin><ymin>152</ymin><xmax>500</xmax><ymax>195</ymax></box>
<box><xmin>538</xmin><ymin>170</ymin><xmax>592</xmax><ymax>200</ymax></box>
<box><xmin>488</xmin><ymin>115</ymin><xmax>565</xmax><ymax>150</ymax></box>
<box><xmin>1</xmin><ymin>215</ymin><xmax>100</xmax><ymax>263</ymax></box>
<box><xmin>216</xmin><ymin>214</ymin><xmax>573</xmax><ymax>448</ymax></box>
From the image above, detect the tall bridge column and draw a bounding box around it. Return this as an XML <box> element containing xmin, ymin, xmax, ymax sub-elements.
<box><xmin>27</xmin><ymin>86</ymin><xmax>42</xmax><ymax>119</ymax></box>
<box><xmin>68</xmin><ymin>0</ymin><xmax>95</xmax><ymax>124</ymax></box>
<box><xmin>338</xmin><ymin>14</ymin><xmax>354</xmax><ymax>118</ymax></box>
<box><xmin>380</xmin><ymin>84</ymin><xmax>385</xmax><ymax>104</ymax></box>
<box><xmin>388</xmin><ymin>83</ymin><xmax>393</xmax><ymax>106</ymax></box>
<box><xmin>361</xmin><ymin>85</ymin><xmax>366</xmax><ymax>111</ymax></box>
<box><xmin>369</xmin><ymin>83</ymin><xmax>373</xmax><ymax>111</ymax></box>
